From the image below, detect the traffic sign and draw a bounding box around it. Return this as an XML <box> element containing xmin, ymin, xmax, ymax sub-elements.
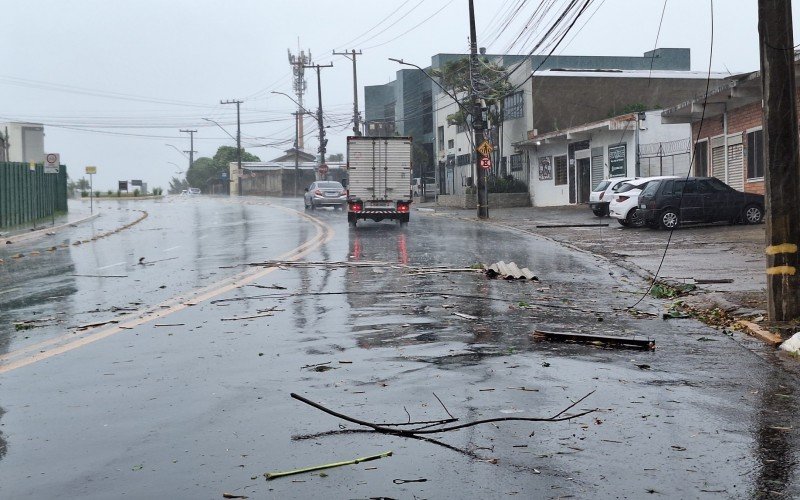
<box><xmin>85</xmin><ymin>166</ymin><xmax>97</xmax><ymax>174</ymax></box>
<box><xmin>480</xmin><ymin>156</ymin><xmax>492</xmax><ymax>169</ymax></box>
<box><xmin>44</xmin><ymin>153</ymin><xmax>60</xmax><ymax>174</ymax></box>
<box><xmin>477</xmin><ymin>140</ymin><xmax>494</xmax><ymax>156</ymax></box>
<box><xmin>318</xmin><ymin>163</ymin><xmax>329</xmax><ymax>175</ymax></box>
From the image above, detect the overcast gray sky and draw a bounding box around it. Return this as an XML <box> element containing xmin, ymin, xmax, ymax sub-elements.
<box><xmin>1</xmin><ymin>0</ymin><xmax>793</xmax><ymax>190</ymax></box>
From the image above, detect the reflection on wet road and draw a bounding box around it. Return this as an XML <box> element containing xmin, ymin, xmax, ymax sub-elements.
<box><xmin>0</xmin><ymin>197</ymin><xmax>798</xmax><ymax>498</ymax></box>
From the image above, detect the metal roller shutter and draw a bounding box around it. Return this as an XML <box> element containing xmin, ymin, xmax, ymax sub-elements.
<box><xmin>591</xmin><ymin>147</ymin><xmax>604</xmax><ymax>188</ymax></box>
<box><xmin>711</xmin><ymin>145</ymin><xmax>725</xmax><ymax>182</ymax></box>
<box><xmin>727</xmin><ymin>143</ymin><xmax>744</xmax><ymax>190</ymax></box>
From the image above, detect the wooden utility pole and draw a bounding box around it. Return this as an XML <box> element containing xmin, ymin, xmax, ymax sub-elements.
<box><xmin>758</xmin><ymin>0</ymin><xmax>800</xmax><ymax>322</ymax></box>
<box><xmin>221</xmin><ymin>99</ymin><xmax>243</xmax><ymax>195</ymax></box>
<box><xmin>179</xmin><ymin>129</ymin><xmax>197</xmax><ymax>173</ymax></box>
<box><xmin>333</xmin><ymin>49</ymin><xmax>363</xmax><ymax>136</ymax></box>
<box><xmin>469</xmin><ymin>0</ymin><xmax>488</xmax><ymax>219</ymax></box>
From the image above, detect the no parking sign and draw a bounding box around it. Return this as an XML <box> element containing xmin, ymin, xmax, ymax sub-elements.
<box><xmin>44</xmin><ymin>153</ymin><xmax>60</xmax><ymax>174</ymax></box>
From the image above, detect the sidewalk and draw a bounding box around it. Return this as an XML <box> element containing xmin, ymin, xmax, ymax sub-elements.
<box><xmin>417</xmin><ymin>201</ymin><xmax>771</xmax><ymax>326</ymax></box>
<box><xmin>2</xmin><ymin>199</ymin><xmax>98</xmax><ymax>243</ymax></box>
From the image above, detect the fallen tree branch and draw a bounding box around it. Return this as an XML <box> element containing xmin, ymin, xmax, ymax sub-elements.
<box><xmin>264</xmin><ymin>451</ymin><xmax>392</xmax><ymax>480</ymax></box>
<box><xmin>290</xmin><ymin>391</ymin><xmax>597</xmax><ymax>436</ymax></box>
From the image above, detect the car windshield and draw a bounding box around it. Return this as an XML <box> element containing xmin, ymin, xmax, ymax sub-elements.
<box><xmin>317</xmin><ymin>182</ymin><xmax>343</xmax><ymax>189</ymax></box>
<box><xmin>593</xmin><ymin>180</ymin><xmax>611</xmax><ymax>191</ymax></box>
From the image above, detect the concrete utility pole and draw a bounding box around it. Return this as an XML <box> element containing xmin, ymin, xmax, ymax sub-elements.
<box><xmin>758</xmin><ymin>0</ymin><xmax>800</xmax><ymax>322</ymax></box>
<box><xmin>179</xmin><ymin>129</ymin><xmax>197</xmax><ymax>173</ymax></box>
<box><xmin>469</xmin><ymin>0</ymin><xmax>489</xmax><ymax>219</ymax></box>
<box><xmin>303</xmin><ymin>63</ymin><xmax>334</xmax><ymax>174</ymax></box>
<box><xmin>333</xmin><ymin>49</ymin><xmax>363</xmax><ymax>136</ymax></box>
<box><xmin>221</xmin><ymin>99</ymin><xmax>243</xmax><ymax>196</ymax></box>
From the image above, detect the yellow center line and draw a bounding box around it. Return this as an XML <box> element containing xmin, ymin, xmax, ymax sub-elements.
<box><xmin>0</xmin><ymin>204</ymin><xmax>334</xmax><ymax>374</ymax></box>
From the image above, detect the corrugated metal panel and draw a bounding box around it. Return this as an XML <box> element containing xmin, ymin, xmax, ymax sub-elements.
<box><xmin>727</xmin><ymin>143</ymin><xmax>744</xmax><ymax>190</ymax></box>
<box><xmin>347</xmin><ymin>137</ymin><xmax>411</xmax><ymax>201</ymax></box>
<box><xmin>711</xmin><ymin>145</ymin><xmax>725</xmax><ymax>182</ymax></box>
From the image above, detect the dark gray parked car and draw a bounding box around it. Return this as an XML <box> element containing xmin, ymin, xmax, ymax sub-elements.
<box><xmin>638</xmin><ymin>176</ymin><xmax>765</xmax><ymax>229</ymax></box>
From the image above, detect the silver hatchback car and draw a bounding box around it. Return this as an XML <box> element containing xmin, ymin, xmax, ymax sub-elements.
<box><xmin>304</xmin><ymin>181</ymin><xmax>347</xmax><ymax>210</ymax></box>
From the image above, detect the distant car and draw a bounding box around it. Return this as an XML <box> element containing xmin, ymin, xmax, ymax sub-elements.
<box><xmin>609</xmin><ymin>176</ymin><xmax>676</xmax><ymax>227</ymax></box>
<box><xmin>187</xmin><ymin>187</ymin><xmax>201</xmax><ymax>195</ymax></box>
<box><xmin>638</xmin><ymin>176</ymin><xmax>765</xmax><ymax>229</ymax></box>
<box><xmin>304</xmin><ymin>181</ymin><xmax>347</xmax><ymax>209</ymax></box>
<box><xmin>411</xmin><ymin>177</ymin><xmax>437</xmax><ymax>198</ymax></box>
<box><xmin>588</xmin><ymin>177</ymin><xmax>634</xmax><ymax>216</ymax></box>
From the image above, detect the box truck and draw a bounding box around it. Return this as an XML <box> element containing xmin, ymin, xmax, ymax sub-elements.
<box><xmin>346</xmin><ymin>136</ymin><xmax>412</xmax><ymax>227</ymax></box>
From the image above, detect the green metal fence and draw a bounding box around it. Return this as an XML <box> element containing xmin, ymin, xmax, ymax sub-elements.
<box><xmin>0</xmin><ymin>162</ymin><xmax>68</xmax><ymax>229</ymax></box>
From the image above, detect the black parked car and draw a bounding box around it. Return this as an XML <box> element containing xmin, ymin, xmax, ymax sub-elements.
<box><xmin>638</xmin><ymin>176</ymin><xmax>764</xmax><ymax>229</ymax></box>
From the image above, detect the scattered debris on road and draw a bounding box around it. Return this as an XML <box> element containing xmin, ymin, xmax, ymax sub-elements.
<box><xmin>779</xmin><ymin>332</ymin><xmax>800</xmax><ymax>353</ymax></box>
<box><xmin>535</xmin><ymin>223</ymin><xmax>609</xmax><ymax>228</ymax></box>
<box><xmin>532</xmin><ymin>330</ymin><xmax>655</xmax><ymax>351</ymax></box>
<box><xmin>453</xmin><ymin>312</ymin><xmax>479</xmax><ymax>320</ymax></box>
<box><xmin>289</xmin><ymin>390</ymin><xmax>596</xmax><ymax>437</ymax></box>
<box><xmin>264</xmin><ymin>451</ymin><xmax>393</xmax><ymax>480</ymax></box>
<box><xmin>485</xmin><ymin>261</ymin><xmax>538</xmax><ymax>280</ymax></box>
<box><xmin>76</xmin><ymin>320</ymin><xmax>119</xmax><ymax>331</ymax></box>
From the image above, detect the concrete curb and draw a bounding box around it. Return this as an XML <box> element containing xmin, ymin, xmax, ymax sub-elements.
<box><xmin>4</xmin><ymin>212</ymin><xmax>100</xmax><ymax>244</ymax></box>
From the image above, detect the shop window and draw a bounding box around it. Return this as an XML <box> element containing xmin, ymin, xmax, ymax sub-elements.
<box><xmin>554</xmin><ymin>155</ymin><xmax>568</xmax><ymax>185</ymax></box>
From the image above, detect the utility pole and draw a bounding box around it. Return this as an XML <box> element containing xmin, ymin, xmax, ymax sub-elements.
<box><xmin>221</xmin><ymin>99</ymin><xmax>243</xmax><ymax>195</ymax></box>
<box><xmin>303</xmin><ymin>62</ymin><xmax>334</xmax><ymax>177</ymax></box>
<box><xmin>469</xmin><ymin>0</ymin><xmax>488</xmax><ymax>219</ymax></box>
<box><xmin>758</xmin><ymin>0</ymin><xmax>800</xmax><ymax>322</ymax></box>
<box><xmin>293</xmin><ymin>111</ymin><xmax>300</xmax><ymax>197</ymax></box>
<box><xmin>333</xmin><ymin>49</ymin><xmax>363</xmax><ymax>136</ymax></box>
<box><xmin>179</xmin><ymin>129</ymin><xmax>197</xmax><ymax>174</ymax></box>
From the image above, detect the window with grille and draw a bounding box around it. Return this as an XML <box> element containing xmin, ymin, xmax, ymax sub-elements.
<box><xmin>503</xmin><ymin>91</ymin><xmax>524</xmax><ymax>121</ymax></box>
<box><xmin>510</xmin><ymin>153</ymin><xmax>524</xmax><ymax>172</ymax></box>
<box><xmin>554</xmin><ymin>155</ymin><xmax>568</xmax><ymax>185</ymax></box>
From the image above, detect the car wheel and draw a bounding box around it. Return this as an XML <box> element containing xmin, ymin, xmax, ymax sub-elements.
<box><xmin>660</xmin><ymin>209</ymin><xmax>679</xmax><ymax>230</ymax></box>
<box><xmin>628</xmin><ymin>208</ymin><xmax>646</xmax><ymax>228</ymax></box>
<box><xmin>744</xmin><ymin>204</ymin><xmax>763</xmax><ymax>224</ymax></box>
<box><xmin>617</xmin><ymin>219</ymin><xmax>630</xmax><ymax>227</ymax></box>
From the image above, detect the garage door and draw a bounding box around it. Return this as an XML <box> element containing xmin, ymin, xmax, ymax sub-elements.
<box><xmin>727</xmin><ymin>142</ymin><xmax>744</xmax><ymax>191</ymax></box>
<box><xmin>711</xmin><ymin>135</ymin><xmax>726</xmax><ymax>183</ymax></box>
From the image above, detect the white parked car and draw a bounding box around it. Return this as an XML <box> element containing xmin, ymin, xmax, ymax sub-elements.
<box><xmin>589</xmin><ymin>177</ymin><xmax>634</xmax><ymax>216</ymax></box>
<box><xmin>609</xmin><ymin>176</ymin><xmax>676</xmax><ymax>227</ymax></box>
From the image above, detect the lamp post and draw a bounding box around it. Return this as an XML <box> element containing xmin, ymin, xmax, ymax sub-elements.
<box><xmin>272</xmin><ymin>91</ymin><xmax>316</xmax><ymax>197</ymax></box>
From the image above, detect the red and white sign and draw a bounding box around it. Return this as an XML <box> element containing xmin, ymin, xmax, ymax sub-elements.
<box><xmin>479</xmin><ymin>156</ymin><xmax>492</xmax><ymax>169</ymax></box>
<box><xmin>318</xmin><ymin>163</ymin><xmax>329</xmax><ymax>175</ymax></box>
<box><xmin>44</xmin><ymin>153</ymin><xmax>60</xmax><ymax>174</ymax></box>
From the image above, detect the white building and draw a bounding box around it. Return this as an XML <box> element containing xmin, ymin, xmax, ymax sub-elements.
<box><xmin>0</xmin><ymin>122</ymin><xmax>45</xmax><ymax>163</ymax></box>
<box><xmin>434</xmin><ymin>58</ymin><xmax>533</xmax><ymax>196</ymax></box>
<box><xmin>514</xmin><ymin>110</ymin><xmax>691</xmax><ymax>207</ymax></box>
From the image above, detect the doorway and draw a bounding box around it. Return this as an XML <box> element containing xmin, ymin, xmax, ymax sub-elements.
<box><xmin>577</xmin><ymin>157</ymin><xmax>591</xmax><ymax>203</ymax></box>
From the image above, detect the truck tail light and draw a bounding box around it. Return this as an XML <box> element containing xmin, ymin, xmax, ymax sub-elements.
<box><xmin>349</xmin><ymin>201</ymin><xmax>363</xmax><ymax>212</ymax></box>
<box><xmin>397</xmin><ymin>202</ymin><xmax>410</xmax><ymax>213</ymax></box>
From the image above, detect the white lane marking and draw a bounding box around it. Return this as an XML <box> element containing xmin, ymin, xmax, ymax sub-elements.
<box><xmin>97</xmin><ymin>261</ymin><xmax>126</xmax><ymax>270</ymax></box>
<box><xmin>163</xmin><ymin>246</ymin><xmax>182</xmax><ymax>252</ymax></box>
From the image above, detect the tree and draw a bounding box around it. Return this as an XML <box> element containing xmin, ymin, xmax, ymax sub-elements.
<box><xmin>75</xmin><ymin>177</ymin><xmax>90</xmax><ymax>191</ymax></box>
<box><xmin>431</xmin><ymin>57</ymin><xmax>513</xmax><ymax>130</ymax></box>
<box><xmin>168</xmin><ymin>176</ymin><xmax>189</xmax><ymax>194</ymax></box>
<box><xmin>327</xmin><ymin>153</ymin><xmax>344</xmax><ymax>162</ymax></box>
<box><xmin>185</xmin><ymin>146</ymin><xmax>261</xmax><ymax>192</ymax></box>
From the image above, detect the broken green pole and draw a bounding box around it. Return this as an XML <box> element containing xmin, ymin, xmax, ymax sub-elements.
<box><xmin>264</xmin><ymin>451</ymin><xmax>393</xmax><ymax>480</ymax></box>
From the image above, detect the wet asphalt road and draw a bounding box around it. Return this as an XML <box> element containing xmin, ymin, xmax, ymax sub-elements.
<box><xmin>0</xmin><ymin>196</ymin><xmax>798</xmax><ymax>499</ymax></box>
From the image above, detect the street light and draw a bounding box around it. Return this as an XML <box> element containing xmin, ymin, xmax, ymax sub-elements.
<box><xmin>202</xmin><ymin>117</ymin><xmax>237</xmax><ymax>141</ymax></box>
<box><xmin>165</xmin><ymin>143</ymin><xmax>188</xmax><ymax>159</ymax></box>
<box><xmin>167</xmin><ymin>161</ymin><xmax>183</xmax><ymax>174</ymax></box>
<box><xmin>271</xmin><ymin>91</ymin><xmax>315</xmax><ymax>197</ymax></box>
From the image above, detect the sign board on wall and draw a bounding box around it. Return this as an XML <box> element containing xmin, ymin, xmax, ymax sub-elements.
<box><xmin>131</xmin><ymin>179</ymin><xmax>143</xmax><ymax>186</ymax></box>
<box><xmin>608</xmin><ymin>144</ymin><xmax>627</xmax><ymax>177</ymax></box>
<box><xmin>44</xmin><ymin>153</ymin><xmax>60</xmax><ymax>174</ymax></box>
<box><xmin>538</xmin><ymin>156</ymin><xmax>553</xmax><ymax>180</ymax></box>
<box><xmin>119</xmin><ymin>181</ymin><xmax>128</xmax><ymax>191</ymax></box>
